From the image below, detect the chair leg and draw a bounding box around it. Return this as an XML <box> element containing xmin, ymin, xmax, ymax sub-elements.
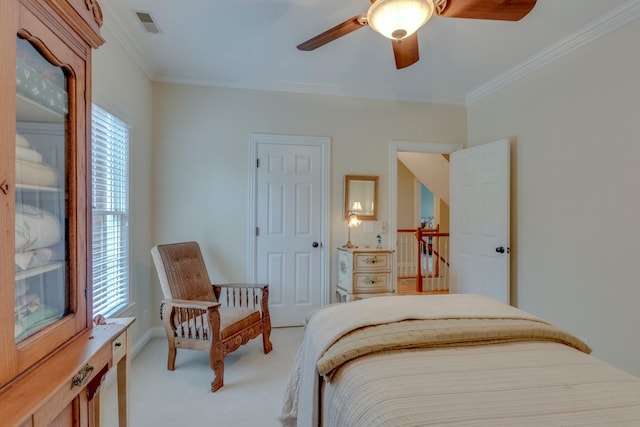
<box><xmin>263</xmin><ymin>320</ymin><xmax>273</xmax><ymax>354</ymax></box>
<box><xmin>162</xmin><ymin>304</ymin><xmax>177</xmax><ymax>370</ymax></box>
<box><xmin>210</xmin><ymin>341</ymin><xmax>225</xmax><ymax>392</ymax></box>
<box><xmin>167</xmin><ymin>338</ymin><xmax>178</xmax><ymax>371</ymax></box>
<box><xmin>167</xmin><ymin>345</ymin><xmax>177</xmax><ymax>371</ymax></box>
<box><xmin>211</xmin><ymin>360</ymin><xmax>224</xmax><ymax>392</ymax></box>
<box><xmin>208</xmin><ymin>305</ymin><xmax>225</xmax><ymax>392</ymax></box>
<box><xmin>261</xmin><ymin>287</ymin><xmax>273</xmax><ymax>354</ymax></box>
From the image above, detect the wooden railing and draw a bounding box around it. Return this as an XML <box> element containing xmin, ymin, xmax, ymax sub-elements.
<box><xmin>397</xmin><ymin>226</ymin><xmax>450</xmax><ymax>292</ymax></box>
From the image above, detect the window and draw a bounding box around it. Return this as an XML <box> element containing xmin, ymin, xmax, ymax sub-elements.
<box><xmin>91</xmin><ymin>104</ymin><xmax>129</xmax><ymax>316</ymax></box>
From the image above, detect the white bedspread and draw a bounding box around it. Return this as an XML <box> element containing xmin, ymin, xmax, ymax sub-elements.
<box><xmin>278</xmin><ymin>294</ymin><xmax>545</xmax><ymax>427</ymax></box>
<box><xmin>323</xmin><ymin>341</ymin><xmax>640</xmax><ymax>426</ymax></box>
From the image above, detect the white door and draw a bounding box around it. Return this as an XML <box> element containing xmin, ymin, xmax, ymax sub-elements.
<box><xmin>250</xmin><ymin>134</ymin><xmax>329</xmax><ymax>327</ymax></box>
<box><xmin>450</xmin><ymin>139</ymin><xmax>510</xmax><ymax>304</ymax></box>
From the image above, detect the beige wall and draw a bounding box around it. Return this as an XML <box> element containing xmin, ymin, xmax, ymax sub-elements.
<box><xmin>92</xmin><ymin>25</ymin><xmax>154</xmax><ymax>345</ymax></box>
<box><xmin>397</xmin><ymin>161</ymin><xmax>416</xmax><ymax>229</ymax></box>
<box><xmin>151</xmin><ymin>83</ymin><xmax>466</xmax><ymax>301</ymax></box>
<box><xmin>437</xmin><ymin>200</ymin><xmax>449</xmax><ymax>233</ymax></box>
<box><xmin>468</xmin><ymin>20</ymin><xmax>640</xmax><ymax>376</ymax></box>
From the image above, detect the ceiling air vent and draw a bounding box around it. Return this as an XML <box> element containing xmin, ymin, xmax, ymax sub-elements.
<box><xmin>134</xmin><ymin>10</ymin><xmax>161</xmax><ymax>34</ymax></box>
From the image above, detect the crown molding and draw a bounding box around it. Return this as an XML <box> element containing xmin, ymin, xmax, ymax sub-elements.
<box><xmin>466</xmin><ymin>0</ymin><xmax>640</xmax><ymax>105</ymax></box>
<box><xmin>153</xmin><ymin>72</ymin><xmax>468</xmax><ymax>105</ymax></box>
<box><xmin>98</xmin><ymin>1</ymin><xmax>465</xmax><ymax>105</ymax></box>
<box><xmin>100</xmin><ymin>1</ymin><xmax>156</xmax><ymax>79</ymax></box>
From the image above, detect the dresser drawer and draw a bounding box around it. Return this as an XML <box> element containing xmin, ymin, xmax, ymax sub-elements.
<box><xmin>353</xmin><ymin>273</ymin><xmax>390</xmax><ymax>293</ymax></box>
<box><xmin>336</xmin><ymin>247</ymin><xmax>394</xmax><ymax>302</ymax></box>
<box><xmin>112</xmin><ymin>330</ymin><xmax>127</xmax><ymax>363</ymax></box>
<box><xmin>354</xmin><ymin>252</ymin><xmax>390</xmax><ymax>270</ymax></box>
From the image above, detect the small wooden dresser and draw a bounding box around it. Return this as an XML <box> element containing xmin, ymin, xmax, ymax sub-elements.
<box><xmin>336</xmin><ymin>247</ymin><xmax>395</xmax><ymax>302</ymax></box>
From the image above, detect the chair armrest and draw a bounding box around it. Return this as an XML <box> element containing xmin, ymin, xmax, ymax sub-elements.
<box><xmin>212</xmin><ymin>283</ymin><xmax>268</xmax><ymax>290</ymax></box>
<box><xmin>163</xmin><ymin>298</ymin><xmax>220</xmax><ymax>310</ymax></box>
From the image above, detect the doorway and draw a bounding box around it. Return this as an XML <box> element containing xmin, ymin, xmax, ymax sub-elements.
<box><xmin>390</xmin><ymin>139</ymin><xmax>511</xmax><ymax>304</ymax></box>
<box><xmin>389</xmin><ymin>141</ymin><xmax>462</xmax><ymax>292</ymax></box>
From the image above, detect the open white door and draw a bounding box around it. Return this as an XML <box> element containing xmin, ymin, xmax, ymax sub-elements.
<box><xmin>450</xmin><ymin>139</ymin><xmax>510</xmax><ymax>304</ymax></box>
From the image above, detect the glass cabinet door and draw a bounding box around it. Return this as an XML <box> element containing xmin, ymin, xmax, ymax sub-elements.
<box><xmin>14</xmin><ymin>37</ymin><xmax>69</xmax><ymax>342</ymax></box>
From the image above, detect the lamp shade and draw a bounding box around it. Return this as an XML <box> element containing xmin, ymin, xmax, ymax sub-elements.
<box><xmin>367</xmin><ymin>0</ymin><xmax>435</xmax><ymax>40</ymax></box>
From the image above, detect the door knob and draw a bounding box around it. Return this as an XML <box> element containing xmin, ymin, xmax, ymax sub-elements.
<box><xmin>496</xmin><ymin>246</ymin><xmax>510</xmax><ymax>254</ymax></box>
<box><xmin>312</xmin><ymin>241</ymin><xmax>321</xmax><ymax>248</ymax></box>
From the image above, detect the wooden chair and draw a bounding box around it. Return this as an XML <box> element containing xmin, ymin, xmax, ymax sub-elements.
<box><xmin>151</xmin><ymin>241</ymin><xmax>272</xmax><ymax>392</ymax></box>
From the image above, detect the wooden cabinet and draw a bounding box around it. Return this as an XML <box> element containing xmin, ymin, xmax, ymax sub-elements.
<box><xmin>0</xmin><ymin>318</ymin><xmax>134</xmax><ymax>427</ymax></box>
<box><xmin>0</xmin><ymin>1</ymin><xmax>132</xmax><ymax>426</ymax></box>
<box><xmin>336</xmin><ymin>248</ymin><xmax>395</xmax><ymax>302</ymax></box>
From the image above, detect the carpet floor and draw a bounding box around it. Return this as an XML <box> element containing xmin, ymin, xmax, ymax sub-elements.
<box><xmin>100</xmin><ymin>326</ymin><xmax>304</xmax><ymax>427</ymax></box>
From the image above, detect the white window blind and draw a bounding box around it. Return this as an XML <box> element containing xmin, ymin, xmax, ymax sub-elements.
<box><xmin>91</xmin><ymin>104</ymin><xmax>129</xmax><ymax>317</ymax></box>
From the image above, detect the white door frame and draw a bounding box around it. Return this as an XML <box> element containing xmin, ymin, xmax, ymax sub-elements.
<box><xmin>248</xmin><ymin>133</ymin><xmax>331</xmax><ymax>307</ymax></box>
<box><xmin>388</xmin><ymin>140</ymin><xmax>463</xmax><ymax>288</ymax></box>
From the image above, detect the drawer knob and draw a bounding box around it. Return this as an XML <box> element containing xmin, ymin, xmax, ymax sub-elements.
<box><xmin>365</xmin><ymin>257</ymin><xmax>378</xmax><ymax>264</ymax></box>
<box><xmin>115</xmin><ymin>342</ymin><xmax>122</xmax><ymax>347</ymax></box>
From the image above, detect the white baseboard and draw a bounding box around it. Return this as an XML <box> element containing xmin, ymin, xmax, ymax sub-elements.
<box><xmin>130</xmin><ymin>326</ymin><xmax>165</xmax><ymax>359</ymax></box>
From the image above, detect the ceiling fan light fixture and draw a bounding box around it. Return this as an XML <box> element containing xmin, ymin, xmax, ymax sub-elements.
<box><xmin>367</xmin><ymin>0</ymin><xmax>435</xmax><ymax>41</ymax></box>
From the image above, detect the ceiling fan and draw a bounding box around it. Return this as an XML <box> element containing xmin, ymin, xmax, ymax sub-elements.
<box><xmin>297</xmin><ymin>0</ymin><xmax>537</xmax><ymax>69</ymax></box>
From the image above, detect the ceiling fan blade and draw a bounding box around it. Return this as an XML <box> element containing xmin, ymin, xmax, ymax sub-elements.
<box><xmin>392</xmin><ymin>33</ymin><xmax>419</xmax><ymax>69</ymax></box>
<box><xmin>437</xmin><ymin>0</ymin><xmax>537</xmax><ymax>21</ymax></box>
<box><xmin>297</xmin><ymin>15</ymin><xmax>367</xmax><ymax>51</ymax></box>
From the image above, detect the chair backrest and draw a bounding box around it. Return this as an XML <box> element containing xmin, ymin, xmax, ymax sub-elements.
<box><xmin>151</xmin><ymin>241</ymin><xmax>217</xmax><ymax>302</ymax></box>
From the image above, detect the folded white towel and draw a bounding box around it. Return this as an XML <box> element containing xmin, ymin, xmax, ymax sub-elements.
<box><xmin>15</xmin><ymin>159</ymin><xmax>58</xmax><ymax>187</ymax></box>
<box><xmin>15</xmin><ymin>250</ymin><xmax>35</xmax><ymax>271</ymax></box>
<box><xmin>15</xmin><ymin>204</ymin><xmax>62</xmax><ymax>251</ymax></box>
<box><xmin>16</xmin><ymin>133</ymin><xmax>30</xmax><ymax>147</ymax></box>
<box><xmin>15</xmin><ymin>242</ymin><xmax>64</xmax><ymax>271</ymax></box>
<box><xmin>16</xmin><ymin>145</ymin><xmax>43</xmax><ymax>164</ymax></box>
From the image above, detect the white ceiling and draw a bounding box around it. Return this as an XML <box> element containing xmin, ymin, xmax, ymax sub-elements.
<box><xmin>100</xmin><ymin>0</ymin><xmax>638</xmax><ymax>104</ymax></box>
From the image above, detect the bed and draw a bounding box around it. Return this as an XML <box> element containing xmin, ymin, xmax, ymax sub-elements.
<box><xmin>279</xmin><ymin>294</ymin><xmax>640</xmax><ymax>426</ymax></box>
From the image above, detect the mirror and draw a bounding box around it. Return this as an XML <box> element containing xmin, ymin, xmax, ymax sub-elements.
<box><xmin>344</xmin><ymin>175</ymin><xmax>378</xmax><ymax>221</ymax></box>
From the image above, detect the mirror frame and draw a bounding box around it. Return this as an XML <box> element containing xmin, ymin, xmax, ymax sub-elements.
<box><xmin>344</xmin><ymin>175</ymin><xmax>379</xmax><ymax>221</ymax></box>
